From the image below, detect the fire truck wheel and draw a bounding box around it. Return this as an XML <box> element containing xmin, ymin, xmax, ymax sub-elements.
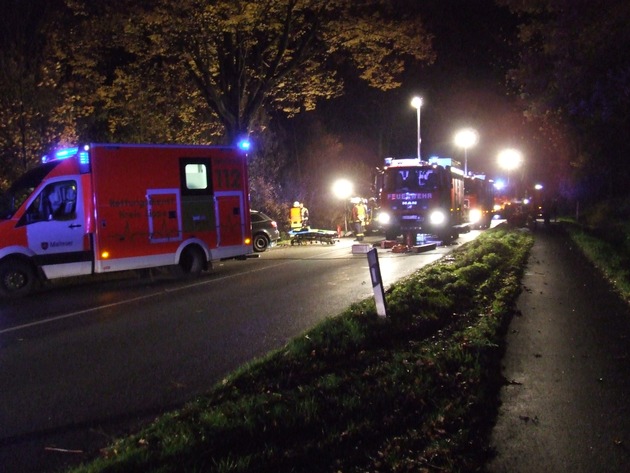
<box><xmin>179</xmin><ymin>246</ymin><xmax>205</xmax><ymax>277</ymax></box>
<box><xmin>253</xmin><ymin>234</ymin><xmax>269</xmax><ymax>252</ymax></box>
<box><xmin>438</xmin><ymin>231</ymin><xmax>454</xmax><ymax>245</ymax></box>
<box><xmin>0</xmin><ymin>259</ymin><xmax>36</xmax><ymax>298</ymax></box>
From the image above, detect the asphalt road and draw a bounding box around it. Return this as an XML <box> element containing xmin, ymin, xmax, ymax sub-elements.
<box><xmin>0</xmin><ymin>232</ymin><xmax>478</xmax><ymax>473</ymax></box>
<box><xmin>487</xmin><ymin>224</ymin><xmax>630</xmax><ymax>472</ymax></box>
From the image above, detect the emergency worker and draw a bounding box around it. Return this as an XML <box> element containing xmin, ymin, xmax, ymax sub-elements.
<box><xmin>300</xmin><ymin>203</ymin><xmax>309</xmax><ymax>228</ymax></box>
<box><xmin>352</xmin><ymin>200</ymin><xmax>367</xmax><ymax>241</ymax></box>
<box><xmin>290</xmin><ymin>201</ymin><xmax>302</xmax><ymax>230</ymax></box>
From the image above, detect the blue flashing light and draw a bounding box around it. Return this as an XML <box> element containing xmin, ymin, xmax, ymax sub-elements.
<box><xmin>55</xmin><ymin>147</ymin><xmax>79</xmax><ymax>160</ymax></box>
<box><xmin>237</xmin><ymin>138</ymin><xmax>252</xmax><ymax>151</ymax></box>
<box><xmin>41</xmin><ymin>145</ymin><xmax>91</xmax><ymax>166</ymax></box>
<box><xmin>42</xmin><ymin>146</ymin><xmax>78</xmax><ymax>163</ymax></box>
<box><xmin>494</xmin><ymin>179</ymin><xmax>506</xmax><ymax>191</ymax></box>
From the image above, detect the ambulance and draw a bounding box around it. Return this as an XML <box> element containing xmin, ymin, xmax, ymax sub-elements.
<box><xmin>0</xmin><ymin>143</ymin><xmax>252</xmax><ymax>297</ymax></box>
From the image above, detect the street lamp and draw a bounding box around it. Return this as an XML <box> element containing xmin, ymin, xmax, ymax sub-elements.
<box><xmin>497</xmin><ymin>148</ymin><xmax>523</xmax><ymax>196</ymax></box>
<box><xmin>332</xmin><ymin>178</ymin><xmax>354</xmax><ymax>234</ymax></box>
<box><xmin>454</xmin><ymin>128</ymin><xmax>479</xmax><ymax>175</ymax></box>
<box><xmin>411</xmin><ymin>96</ymin><xmax>423</xmax><ymax>160</ymax></box>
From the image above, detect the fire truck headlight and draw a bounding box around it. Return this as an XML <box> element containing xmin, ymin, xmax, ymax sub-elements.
<box><xmin>469</xmin><ymin>208</ymin><xmax>482</xmax><ymax>224</ymax></box>
<box><xmin>377</xmin><ymin>212</ymin><xmax>391</xmax><ymax>225</ymax></box>
<box><xmin>429</xmin><ymin>210</ymin><xmax>446</xmax><ymax>225</ymax></box>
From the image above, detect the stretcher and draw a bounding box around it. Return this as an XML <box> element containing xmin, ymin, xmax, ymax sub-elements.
<box><xmin>289</xmin><ymin>228</ymin><xmax>338</xmax><ymax>245</ymax></box>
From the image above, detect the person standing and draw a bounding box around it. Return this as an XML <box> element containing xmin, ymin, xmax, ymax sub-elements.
<box><xmin>290</xmin><ymin>201</ymin><xmax>302</xmax><ymax>230</ymax></box>
<box><xmin>352</xmin><ymin>200</ymin><xmax>366</xmax><ymax>241</ymax></box>
<box><xmin>300</xmin><ymin>202</ymin><xmax>309</xmax><ymax>228</ymax></box>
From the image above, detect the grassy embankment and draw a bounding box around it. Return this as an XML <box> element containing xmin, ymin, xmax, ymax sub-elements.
<box><xmin>70</xmin><ymin>226</ymin><xmax>534</xmax><ymax>473</ymax></box>
<box><xmin>563</xmin><ymin>220</ymin><xmax>630</xmax><ymax>301</ymax></box>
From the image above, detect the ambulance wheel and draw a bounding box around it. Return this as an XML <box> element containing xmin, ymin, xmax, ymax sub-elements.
<box><xmin>252</xmin><ymin>234</ymin><xmax>269</xmax><ymax>252</ymax></box>
<box><xmin>179</xmin><ymin>246</ymin><xmax>205</xmax><ymax>276</ymax></box>
<box><xmin>0</xmin><ymin>259</ymin><xmax>37</xmax><ymax>298</ymax></box>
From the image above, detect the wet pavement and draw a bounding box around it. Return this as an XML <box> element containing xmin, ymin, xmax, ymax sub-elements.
<box><xmin>487</xmin><ymin>224</ymin><xmax>630</xmax><ymax>472</ymax></box>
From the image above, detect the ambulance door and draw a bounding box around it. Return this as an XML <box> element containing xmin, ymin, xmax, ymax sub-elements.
<box><xmin>21</xmin><ymin>177</ymin><xmax>92</xmax><ymax>279</ymax></box>
<box><xmin>215</xmin><ymin>192</ymin><xmax>245</xmax><ymax>247</ymax></box>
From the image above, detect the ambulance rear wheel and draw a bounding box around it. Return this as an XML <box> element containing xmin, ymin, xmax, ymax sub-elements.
<box><xmin>0</xmin><ymin>259</ymin><xmax>36</xmax><ymax>298</ymax></box>
<box><xmin>179</xmin><ymin>246</ymin><xmax>205</xmax><ymax>276</ymax></box>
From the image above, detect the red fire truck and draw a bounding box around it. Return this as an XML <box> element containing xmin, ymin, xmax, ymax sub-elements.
<box><xmin>374</xmin><ymin>157</ymin><xmax>466</xmax><ymax>243</ymax></box>
<box><xmin>0</xmin><ymin>143</ymin><xmax>252</xmax><ymax>297</ymax></box>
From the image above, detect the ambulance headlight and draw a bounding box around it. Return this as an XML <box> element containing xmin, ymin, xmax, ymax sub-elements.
<box><xmin>469</xmin><ymin>208</ymin><xmax>482</xmax><ymax>224</ymax></box>
<box><xmin>377</xmin><ymin>212</ymin><xmax>391</xmax><ymax>225</ymax></box>
<box><xmin>429</xmin><ymin>210</ymin><xmax>446</xmax><ymax>225</ymax></box>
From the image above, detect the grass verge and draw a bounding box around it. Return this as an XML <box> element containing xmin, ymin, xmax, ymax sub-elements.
<box><xmin>69</xmin><ymin>226</ymin><xmax>534</xmax><ymax>473</ymax></box>
<box><xmin>562</xmin><ymin>220</ymin><xmax>630</xmax><ymax>302</ymax></box>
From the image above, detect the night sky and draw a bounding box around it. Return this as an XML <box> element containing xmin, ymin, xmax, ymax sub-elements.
<box><xmin>314</xmin><ymin>0</ymin><xmax>528</xmax><ymax>183</ymax></box>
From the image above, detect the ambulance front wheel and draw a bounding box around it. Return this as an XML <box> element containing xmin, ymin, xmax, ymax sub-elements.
<box><xmin>179</xmin><ymin>246</ymin><xmax>206</xmax><ymax>277</ymax></box>
<box><xmin>0</xmin><ymin>258</ymin><xmax>37</xmax><ymax>298</ymax></box>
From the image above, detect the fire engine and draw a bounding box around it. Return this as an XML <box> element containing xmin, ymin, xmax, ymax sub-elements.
<box><xmin>374</xmin><ymin>156</ymin><xmax>467</xmax><ymax>243</ymax></box>
<box><xmin>464</xmin><ymin>173</ymin><xmax>494</xmax><ymax>229</ymax></box>
<box><xmin>0</xmin><ymin>143</ymin><xmax>252</xmax><ymax>297</ymax></box>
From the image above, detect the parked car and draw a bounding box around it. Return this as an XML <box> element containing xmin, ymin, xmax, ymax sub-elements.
<box><xmin>250</xmin><ymin>210</ymin><xmax>280</xmax><ymax>252</ymax></box>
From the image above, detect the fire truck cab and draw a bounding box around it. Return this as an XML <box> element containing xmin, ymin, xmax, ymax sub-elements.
<box><xmin>0</xmin><ymin>143</ymin><xmax>252</xmax><ymax>297</ymax></box>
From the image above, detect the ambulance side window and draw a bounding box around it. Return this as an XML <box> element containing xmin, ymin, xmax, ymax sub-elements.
<box><xmin>21</xmin><ymin>180</ymin><xmax>77</xmax><ymax>225</ymax></box>
<box><xmin>184</xmin><ymin>164</ymin><xmax>208</xmax><ymax>190</ymax></box>
<box><xmin>23</xmin><ymin>192</ymin><xmax>47</xmax><ymax>224</ymax></box>
<box><xmin>180</xmin><ymin>158</ymin><xmax>213</xmax><ymax>196</ymax></box>
<box><xmin>54</xmin><ymin>182</ymin><xmax>78</xmax><ymax>220</ymax></box>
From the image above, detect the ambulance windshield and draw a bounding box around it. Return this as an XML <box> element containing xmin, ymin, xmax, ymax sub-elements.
<box><xmin>0</xmin><ymin>161</ymin><xmax>60</xmax><ymax>219</ymax></box>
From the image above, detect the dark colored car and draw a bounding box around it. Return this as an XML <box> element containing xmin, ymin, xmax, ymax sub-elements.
<box><xmin>250</xmin><ymin>210</ymin><xmax>280</xmax><ymax>252</ymax></box>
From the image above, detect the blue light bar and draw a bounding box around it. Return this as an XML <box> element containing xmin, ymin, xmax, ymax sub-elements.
<box><xmin>42</xmin><ymin>146</ymin><xmax>78</xmax><ymax>163</ymax></box>
<box><xmin>55</xmin><ymin>147</ymin><xmax>79</xmax><ymax>160</ymax></box>
<box><xmin>41</xmin><ymin>145</ymin><xmax>93</xmax><ymax>167</ymax></box>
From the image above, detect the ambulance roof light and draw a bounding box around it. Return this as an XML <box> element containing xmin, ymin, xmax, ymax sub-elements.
<box><xmin>237</xmin><ymin>138</ymin><xmax>251</xmax><ymax>151</ymax></box>
<box><xmin>55</xmin><ymin>147</ymin><xmax>79</xmax><ymax>160</ymax></box>
<box><xmin>42</xmin><ymin>146</ymin><xmax>78</xmax><ymax>163</ymax></box>
<box><xmin>41</xmin><ymin>145</ymin><xmax>91</xmax><ymax>170</ymax></box>
<box><xmin>79</xmin><ymin>151</ymin><xmax>90</xmax><ymax>165</ymax></box>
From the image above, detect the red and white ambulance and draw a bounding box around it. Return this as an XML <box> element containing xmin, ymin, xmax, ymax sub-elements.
<box><xmin>0</xmin><ymin>143</ymin><xmax>253</xmax><ymax>297</ymax></box>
